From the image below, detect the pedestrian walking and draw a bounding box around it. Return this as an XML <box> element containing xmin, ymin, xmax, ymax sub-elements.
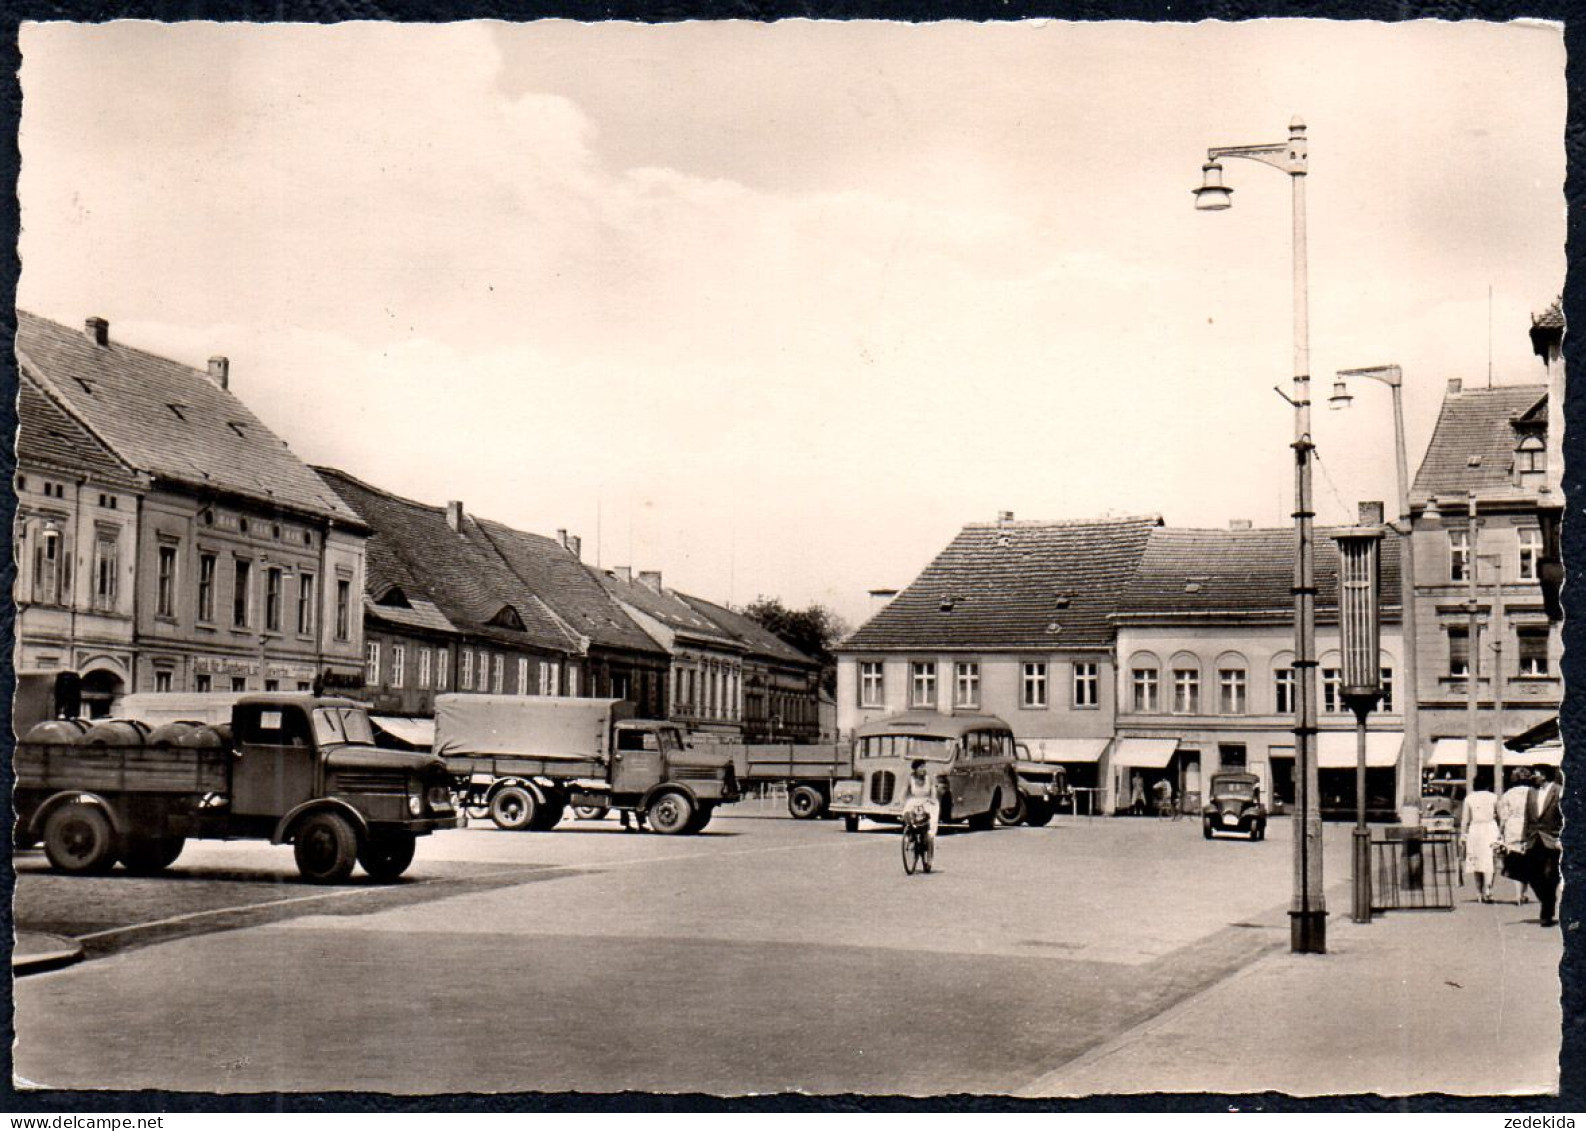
<box><xmin>1460</xmin><ymin>782</ymin><xmax>1501</xmax><ymax>903</ymax></box>
<box><xmin>1497</xmin><ymin>766</ymin><xmax>1534</xmax><ymax>904</ymax></box>
<box><xmin>1522</xmin><ymin>765</ymin><xmax>1563</xmax><ymax>928</ymax></box>
<box><xmin>1129</xmin><ymin>772</ymin><xmax>1146</xmax><ymax>816</ymax></box>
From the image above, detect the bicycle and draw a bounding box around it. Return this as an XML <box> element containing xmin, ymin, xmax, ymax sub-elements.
<box><xmin>901</xmin><ymin>807</ymin><xmax>934</xmax><ymax>875</ymax></box>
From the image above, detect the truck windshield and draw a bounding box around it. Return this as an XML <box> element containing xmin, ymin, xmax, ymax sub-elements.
<box><xmin>312</xmin><ymin>707</ymin><xmax>376</xmax><ymax>747</ymax></box>
<box><xmin>858</xmin><ymin>735</ymin><xmax>955</xmax><ymax>762</ymax></box>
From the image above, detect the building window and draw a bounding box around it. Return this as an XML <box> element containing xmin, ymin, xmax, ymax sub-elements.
<box><xmin>198</xmin><ymin>553</ymin><xmax>217</xmax><ymax>623</ymax></box>
<box><xmin>93</xmin><ymin>530</ymin><xmax>119</xmax><ymax>612</ymax></box>
<box><xmin>418</xmin><ymin>648</ymin><xmax>432</xmax><ymax>690</ymax></box>
<box><xmin>232</xmin><ymin>559</ymin><xmax>252</xmax><ymax>628</ymax></box>
<box><xmin>1022</xmin><ymin>662</ymin><xmax>1048</xmax><ymax>709</ymax></box>
<box><xmin>1518</xmin><ymin>627</ymin><xmax>1550</xmax><ymax>676</ymax></box>
<box><xmin>1132</xmin><ymin>668</ymin><xmax>1159</xmax><ymax>712</ymax></box>
<box><xmin>460</xmin><ymin>650</ymin><xmax>474</xmax><ymax>691</ymax></box>
<box><xmin>156</xmin><ymin>543</ymin><xmax>178</xmax><ymax>618</ymax></box>
<box><xmin>436</xmin><ymin>649</ymin><xmax>450</xmax><ymax>691</ymax></box>
<box><xmin>1517</xmin><ymin>434</ymin><xmax>1546</xmax><ymax>475</ymax></box>
<box><xmin>1519</xmin><ymin>528</ymin><xmax>1543</xmax><ymax>581</ymax></box>
<box><xmin>517</xmin><ymin>657</ymin><xmax>530</xmax><ymax>694</ymax></box>
<box><xmin>154</xmin><ymin>670</ymin><xmax>172</xmax><ymax>693</ymax></box>
<box><xmin>265</xmin><ymin>568</ymin><xmax>283</xmax><ymax>632</ymax></box>
<box><xmin>1449</xmin><ymin>530</ymin><xmax>1471</xmax><ymax>582</ymax></box>
<box><xmin>540</xmin><ymin>660</ymin><xmax>560</xmax><ymax>696</ymax></box>
<box><xmin>366</xmin><ymin>641</ymin><xmax>381</xmax><ymax>685</ymax></box>
<box><xmin>1171</xmin><ymin>668</ymin><xmax>1199</xmax><ymax>714</ymax></box>
<box><xmin>297</xmin><ymin>681</ymin><xmax>312</xmax><ymax>692</ymax></box>
<box><xmin>1073</xmin><ymin>662</ymin><xmax>1099</xmax><ymax>708</ymax></box>
<box><xmin>1274</xmin><ymin>667</ymin><xmax>1295</xmax><ymax>714</ymax></box>
<box><xmin>1322</xmin><ymin>668</ymin><xmax>1343</xmax><ymax>713</ymax></box>
<box><xmin>265</xmin><ymin>679</ymin><xmax>279</xmax><ymax>692</ymax></box>
<box><xmin>297</xmin><ymin>573</ymin><xmax>316</xmax><ymax>635</ymax></box>
<box><xmin>335</xmin><ymin>579</ymin><xmax>352</xmax><ymax>641</ymax></box>
<box><xmin>1380</xmin><ymin>668</ymin><xmax>1394</xmax><ymax>712</ymax></box>
<box><xmin>860</xmin><ymin>662</ymin><xmax>884</xmax><ymax>708</ymax></box>
<box><xmin>567</xmin><ymin>666</ymin><xmax>580</xmax><ymax>697</ymax></box>
<box><xmin>32</xmin><ymin>524</ymin><xmax>67</xmax><ymax>606</ymax></box>
<box><xmin>391</xmin><ymin>643</ymin><xmax>406</xmax><ymax>689</ymax></box>
<box><xmin>910</xmin><ymin>662</ymin><xmax>938</xmax><ymax>708</ymax></box>
<box><xmin>491</xmin><ymin>654</ymin><xmax>504</xmax><ymax>694</ymax></box>
<box><xmin>954</xmin><ymin>662</ymin><xmax>980</xmax><ymax>708</ymax></box>
<box><xmin>195</xmin><ymin>674</ymin><xmax>212</xmax><ymax>693</ymax></box>
<box><xmin>1449</xmin><ymin>627</ymin><xmax>1471</xmax><ymax>678</ymax></box>
<box><xmin>231</xmin><ymin>677</ymin><xmax>247</xmax><ymax>693</ymax></box>
<box><xmin>1218</xmin><ymin>668</ymin><xmax>1247</xmax><ymax>714</ymax></box>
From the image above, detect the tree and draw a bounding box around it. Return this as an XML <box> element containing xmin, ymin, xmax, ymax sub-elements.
<box><xmin>741</xmin><ymin>597</ymin><xmax>849</xmax><ymax>695</ymax></box>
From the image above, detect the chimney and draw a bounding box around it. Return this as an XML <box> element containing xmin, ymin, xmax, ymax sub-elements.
<box><xmin>638</xmin><ymin>570</ymin><xmax>663</xmax><ymax>592</ymax></box>
<box><xmin>208</xmin><ymin>356</ymin><xmax>230</xmax><ymax>390</ymax></box>
<box><xmin>613</xmin><ymin>566</ymin><xmax>633</xmax><ymax>584</ymax></box>
<box><xmin>556</xmin><ymin>529</ymin><xmax>568</xmax><ymax>549</ymax></box>
<box><xmin>1358</xmin><ymin>500</ymin><xmax>1386</xmax><ymax>526</ymax></box>
<box><xmin>445</xmin><ymin>500</ymin><xmax>464</xmax><ymax>533</ymax></box>
<box><xmin>1447</xmin><ymin>378</ymin><xmax>1463</xmax><ymax>394</ymax></box>
<box><xmin>1229</xmin><ymin>518</ymin><xmax>1253</xmax><ymax>530</ymax></box>
<box><xmin>569</xmin><ymin>535</ymin><xmax>582</xmax><ymax>560</ymax></box>
<box><xmin>997</xmin><ymin>510</ymin><xmax>1015</xmax><ymax>524</ymax></box>
<box><xmin>84</xmin><ymin>317</ymin><xmax>108</xmax><ymax>346</ymax></box>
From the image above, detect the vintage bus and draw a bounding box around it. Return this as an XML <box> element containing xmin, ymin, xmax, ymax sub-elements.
<box><xmin>829</xmin><ymin>710</ymin><xmax>1019</xmax><ymax>832</ymax></box>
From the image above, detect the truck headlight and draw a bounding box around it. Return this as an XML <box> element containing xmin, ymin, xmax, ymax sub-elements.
<box><xmin>409</xmin><ymin>796</ymin><xmax>424</xmax><ymax>816</ymax></box>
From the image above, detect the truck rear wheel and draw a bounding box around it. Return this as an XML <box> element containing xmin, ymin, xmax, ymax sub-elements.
<box><xmin>1024</xmin><ymin>799</ymin><xmax>1055</xmax><ymax>827</ymax></box>
<box><xmin>489</xmin><ymin>786</ymin><xmax>537</xmax><ymax>831</ymax></box>
<box><xmin>358</xmin><ymin>832</ymin><xmax>417</xmax><ymax>881</ymax></box>
<box><xmin>787</xmin><ymin>785</ymin><xmax>826</xmax><ymax>820</ymax></box>
<box><xmin>647</xmin><ymin>791</ymin><xmax>695</xmax><ymax>835</ymax></box>
<box><xmin>44</xmin><ymin>803</ymin><xmax>118</xmax><ymax>874</ymax></box>
<box><xmin>996</xmin><ymin>793</ymin><xmax>1028</xmax><ymax>826</ymax></box>
<box><xmin>293</xmin><ymin>811</ymin><xmax>358</xmax><ymax>883</ymax></box>
<box><xmin>121</xmin><ymin>835</ymin><xmax>186</xmax><ymax>874</ymax></box>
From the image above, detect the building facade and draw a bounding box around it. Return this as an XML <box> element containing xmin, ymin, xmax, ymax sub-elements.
<box><xmin>678</xmin><ymin>594</ymin><xmax>822</xmax><ymax>743</ymax></box>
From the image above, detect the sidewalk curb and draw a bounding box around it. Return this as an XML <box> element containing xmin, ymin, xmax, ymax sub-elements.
<box><xmin>14</xmin><ymin>932</ymin><xmax>84</xmax><ymax>976</ymax></box>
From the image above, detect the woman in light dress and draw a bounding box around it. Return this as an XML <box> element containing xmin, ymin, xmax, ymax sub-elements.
<box><xmin>1461</xmin><ymin>784</ymin><xmax>1502</xmax><ymax>903</ymax></box>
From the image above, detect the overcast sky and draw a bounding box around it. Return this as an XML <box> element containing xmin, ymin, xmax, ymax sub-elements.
<box><xmin>18</xmin><ymin>19</ymin><xmax>1565</xmax><ymax>629</ymax></box>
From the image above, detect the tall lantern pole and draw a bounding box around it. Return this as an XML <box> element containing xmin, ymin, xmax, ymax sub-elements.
<box><xmin>1333</xmin><ymin>514</ymin><xmax>1385</xmax><ymax>924</ymax></box>
<box><xmin>1195</xmin><ymin>117</ymin><xmax>1325</xmax><ymax>953</ymax></box>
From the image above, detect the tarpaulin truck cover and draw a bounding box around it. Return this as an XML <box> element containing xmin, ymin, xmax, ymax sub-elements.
<box><xmin>432</xmin><ymin>694</ymin><xmax>635</xmax><ymax>763</ymax></box>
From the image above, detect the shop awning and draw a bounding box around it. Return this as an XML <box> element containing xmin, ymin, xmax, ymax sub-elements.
<box><xmin>1112</xmin><ymin>738</ymin><xmax>1180</xmax><ymax>769</ymax></box>
<box><xmin>1018</xmin><ymin>738</ymin><xmax>1109</xmax><ymax>764</ymax></box>
<box><xmin>371</xmin><ymin>715</ymin><xmax>435</xmax><ymax>750</ymax></box>
<box><xmin>1316</xmin><ymin>731</ymin><xmax>1402</xmax><ymax>769</ymax></box>
<box><xmin>1430</xmin><ymin>738</ymin><xmax>1561</xmax><ymax>768</ymax></box>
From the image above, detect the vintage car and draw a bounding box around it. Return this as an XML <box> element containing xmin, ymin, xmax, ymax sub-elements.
<box><xmin>1201</xmin><ymin>772</ymin><xmax>1267</xmax><ymax>841</ymax></box>
<box><xmin>1419</xmin><ymin>778</ymin><xmax>1466</xmax><ymax>823</ymax></box>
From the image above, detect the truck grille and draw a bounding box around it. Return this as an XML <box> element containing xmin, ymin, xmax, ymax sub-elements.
<box><xmin>334</xmin><ymin>769</ymin><xmax>407</xmax><ymax>796</ymax></box>
<box><xmin>869</xmin><ymin>771</ymin><xmax>896</xmax><ymax>806</ymax></box>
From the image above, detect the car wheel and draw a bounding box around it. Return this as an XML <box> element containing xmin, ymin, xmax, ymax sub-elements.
<box><xmin>358</xmin><ymin>832</ymin><xmax>417</xmax><ymax>881</ymax></box>
<box><xmin>1202</xmin><ymin>820</ymin><xmax>1214</xmax><ymax>840</ymax></box>
<box><xmin>120</xmin><ymin>835</ymin><xmax>185</xmax><ymax>874</ymax></box>
<box><xmin>292</xmin><ymin>811</ymin><xmax>358</xmax><ymax>883</ymax></box>
<box><xmin>489</xmin><ymin>786</ymin><xmax>537</xmax><ymax>831</ymax></box>
<box><xmin>1253</xmin><ymin>823</ymin><xmax>1265</xmax><ymax>842</ymax></box>
<box><xmin>787</xmin><ymin>785</ymin><xmax>826</xmax><ymax>820</ymax></box>
<box><xmin>996</xmin><ymin>793</ymin><xmax>1028</xmax><ymax>827</ymax></box>
<box><xmin>647</xmin><ymin>791</ymin><xmax>696</xmax><ymax>835</ymax></box>
<box><xmin>44</xmin><ymin>803</ymin><xmax>118</xmax><ymax>874</ymax></box>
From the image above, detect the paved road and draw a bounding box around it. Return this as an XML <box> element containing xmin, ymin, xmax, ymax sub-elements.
<box><xmin>14</xmin><ymin>811</ymin><xmax>1373</xmax><ymax>1093</ymax></box>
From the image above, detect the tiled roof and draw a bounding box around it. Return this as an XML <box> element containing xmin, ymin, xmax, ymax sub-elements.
<box><xmin>471</xmin><ymin>520</ymin><xmax>667</xmax><ymax>657</ymax></box>
<box><xmin>317</xmin><ymin>467</ymin><xmax>579</xmax><ymax>655</ymax></box>
<box><xmin>16</xmin><ymin>311</ymin><xmax>358</xmax><ymax>523</ymax></box>
<box><xmin>677</xmin><ymin>594</ymin><xmax>819</xmax><ymax>668</ymax></box>
<box><xmin>365</xmin><ymin>595</ymin><xmax>458</xmax><ymax>636</ymax></box>
<box><xmin>17</xmin><ymin>376</ymin><xmax>143</xmax><ymax>490</ymax></box>
<box><xmin>1410</xmin><ymin>383</ymin><xmax>1549</xmax><ymax>502</ymax></box>
<box><xmin>839</xmin><ymin>516</ymin><xmax>1162</xmax><ymax>651</ymax></box>
<box><xmin>595</xmin><ymin>570</ymin><xmax>744</xmax><ymax>651</ymax></box>
<box><xmin>1533</xmin><ymin>299</ymin><xmax>1564</xmax><ymax>330</ymax></box>
<box><xmin>1115</xmin><ymin>527</ymin><xmax>1402</xmax><ymax>622</ymax></box>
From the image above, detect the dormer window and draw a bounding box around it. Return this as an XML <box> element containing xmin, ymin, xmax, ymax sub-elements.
<box><xmin>1517</xmin><ymin>435</ymin><xmax>1546</xmax><ymax>476</ymax></box>
<box><xmin>490</xmin><ymin>606</ymin><xmax>524</xmax><ymax>630</ymax></box>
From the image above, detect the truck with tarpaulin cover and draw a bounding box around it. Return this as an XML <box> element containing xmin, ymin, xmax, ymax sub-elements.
<box><xmin>435</xmin><ymin>694</ymin><xmax>740</xmax><ymax>835</ymax></box>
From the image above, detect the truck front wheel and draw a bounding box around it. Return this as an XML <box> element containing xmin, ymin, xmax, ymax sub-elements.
<box><xmin>489</xmin><ymin>786</ymin><xmax>537</xmax><ymax>831</ymax></box>
<box><xmin>121</xmin><ymin>835</ymin><xmax>185</xmax><ymax>874</ymax></box>
<box><xmin>293</xmin><ymin>811</ymin><xmax>358</xmax><ymax>883</ymax></box>
<box><xmin>358</xmin><ymin>832</ymin><xmax>417</xmax><ymax>881</ymax></box>
<box><xmin>647</xmin><ymin>791</ymin><xmax>695</xmax><ymax>835</ymax></box>
<box><xmin>787</xmin><ymin>785</ymin><xmax>826</xmax><ymax>820</ymax></box>
<box><xmin>44</xmin><ymin>803</ymin><xmax>118</xmax><ymax>874</ymax></box>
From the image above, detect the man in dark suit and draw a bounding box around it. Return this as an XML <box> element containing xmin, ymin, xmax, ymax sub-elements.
<box><xmin>1523</xmin><ymin>764</ymin><xmax>1564</xmax><ymax>928</ymax></box>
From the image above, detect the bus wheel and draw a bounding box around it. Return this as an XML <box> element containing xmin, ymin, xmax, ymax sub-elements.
<box><xmin>489</xmin><ymin>786</ymin><xmax>537</xmax><ymax>831</ymax></box>
<box><xmin>44</xmin><ymin>803</ymin><xmax>118</xmax><ymax>874</ymax></box>
<box><xmin>293</xmin><ymin>811</ymin><xmax>358</xmax><ymax>883</ymax></box>
<box><xmin>358</xmin><ymin>832</ymin><xmax>417</xmax><ymax>881</ymax></box>
<box><xmin>996</xmin><ymin>793</ymin><xmax>1027</xmax><ymax>826</ymax></box>
<box><xmin>648</xmin><ymin>791</ymin><xmax>695</xmax><ymax>835</ymax></box>
<box><xmin>121</xmin><ymin>835</ymin><xmax>185</xmax><ymax>874</ymax></box>
<box><xmin>787</xmin><ymin>785</ymin><xmax>826</xmax><ymax>820</ymax></box>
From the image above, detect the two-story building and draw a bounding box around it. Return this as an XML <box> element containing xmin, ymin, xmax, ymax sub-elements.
<box><xmin>678</xmin><ymin>594</ymin><xmax>822</xmax><ymax>743</ymax></box>
<box><xmin>836</xmin><ymin>513</ymin><xmax>1161</xmax><ymax>811</ymax></box>
<box><xmin>1111</xmin><ymin>522</ymin><xmax>1405</xmax><ymax>816</ymax></box>
<box><xmin>1406</xmin><ymin>377</ymin><xmax>1563</xmax><ymax>788</ymax></box>
<box><xmin>16</xmin><ymin>312</ymin><xmax>369</xmax><ymax>710</ymax></box>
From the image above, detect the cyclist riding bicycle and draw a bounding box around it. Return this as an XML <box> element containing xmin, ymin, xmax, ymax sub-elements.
<box><xmin>902</xmin><ymin>759</ymin><xmax>939</xmax><ymax>853</ymax></box>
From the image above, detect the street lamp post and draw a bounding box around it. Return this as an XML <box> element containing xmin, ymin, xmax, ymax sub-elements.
<box><xmin>1333</xmin><ymin>520</ymin><xmax>1385</xmax><ymax>924</ymax></box>
<box><xmin>1329</xmin><ymin>364</ymin><xmax>1422</xmax><ymax>812</ymax></box>
<box><xmin>1195</xmin><ymin>117</ymin><xmax>1325</xmax><ymax>953</ymax></box>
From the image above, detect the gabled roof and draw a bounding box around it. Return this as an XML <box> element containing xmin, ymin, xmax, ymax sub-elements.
<box><xmin>1115</xmin><ymin>526</ymin><xmax>1402</xmax><ymax>623</ymax></box>
<box><xmin>17</xmin><ymin>376</ymin><xmax>143</xmax><ymax>490</ymax></box>
<box><xmin>470</xmin><ymin>520</ymin><xmax>667</xmax><ymax>657</ymax></box>
<box><xmin>595</xmin><ymin>570</ymin><xmax>743</xmax><ymax>651</ymax></box>
<box><xmin>1411</xmin><ymin>383</ymin><xmax>1549</xmax><ymax>502</ymax></box>
<box><xmin>316</xmin><ymin>467</ymin><xmax>579</xmax><ymax>655</ymax></box>
<box><xmin>839</xmin><ymin>516</ymin><xmax>1162</xmax><ymax>651</ymax></box>
<box><xmin>677</xmin><ymin>594</ymin><xmax>819</xmax><ymax>668</ymax></box>
<box><xmin>17</xmin><ymin>311</ymin><xmax>358</xmax><ymax>524</ymax></box>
